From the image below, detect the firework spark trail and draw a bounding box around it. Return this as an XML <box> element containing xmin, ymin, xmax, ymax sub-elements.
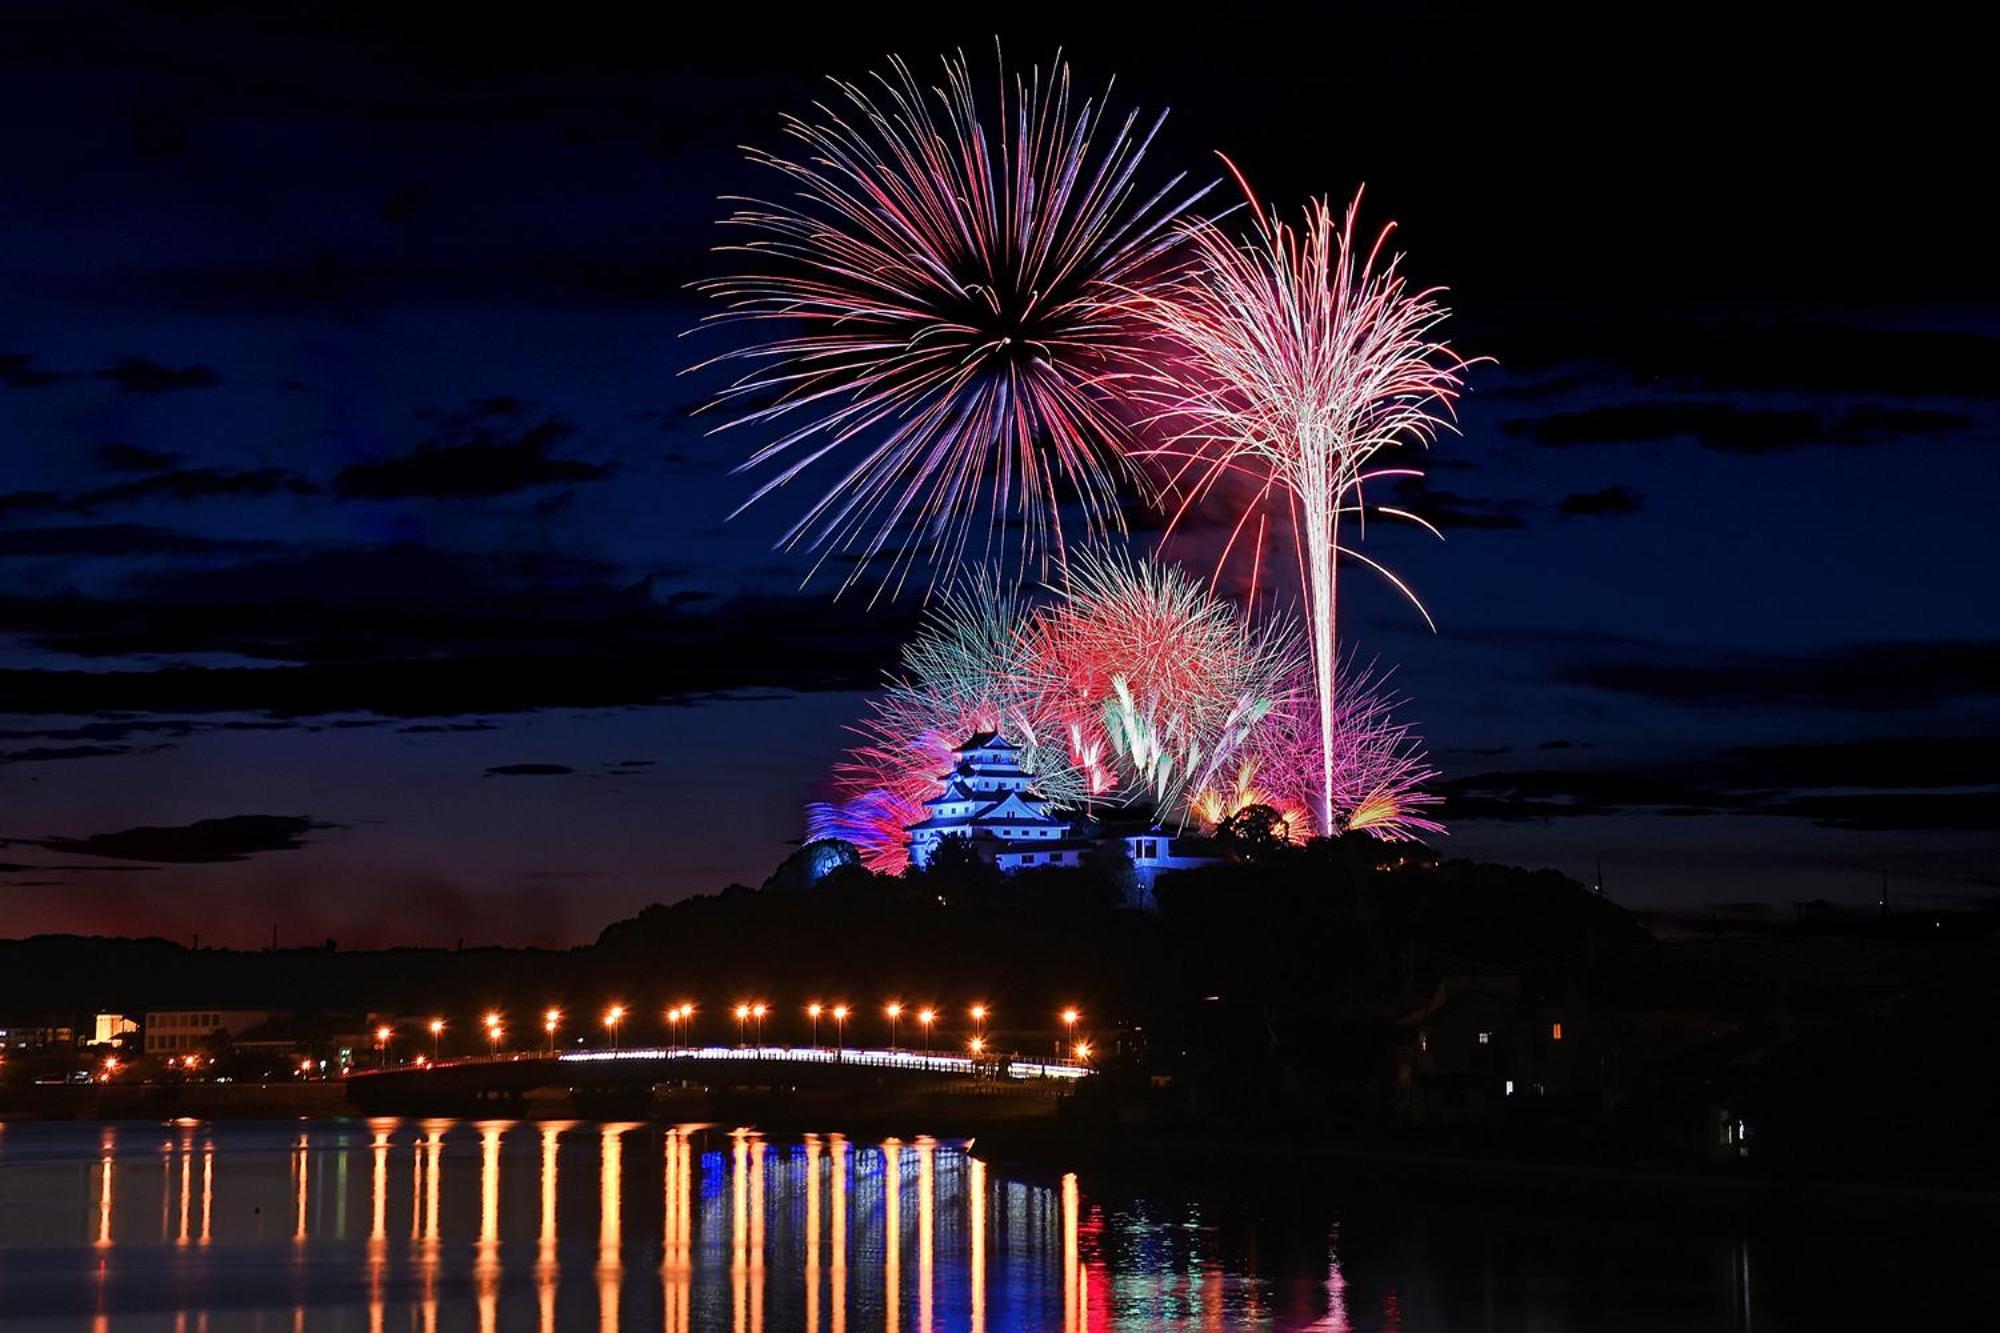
<box><xmin>1128</xmin><ymin>170</ymin><xmax>1472</xmax><ymax>833</ymax></box>
<box><xmin>805</xmin><ymin>572</ymin><xmax>1083</xmax><ymax>871</ymax></box>
<box><xmin>1205</xmin><ymin>658</ymin><xmax>1444</xmax><ymax>842</ymax></box>
<box><xmin>691</xmin><ymin>51</ymin><xmax>1211</xmax><ymax>600</ymax></box>
<box><xmin>1024</xmin><ymin>547</ymin><xmax>1298</xmax><ymax>815</ymax></box>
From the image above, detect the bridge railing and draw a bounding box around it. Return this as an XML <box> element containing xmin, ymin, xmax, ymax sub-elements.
<box><xmin>556</xmin><ymin>1044</ymin><xmax>1091</xmax><ymax>1081</ymax></box>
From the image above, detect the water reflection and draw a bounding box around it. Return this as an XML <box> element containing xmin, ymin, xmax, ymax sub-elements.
<box><xmin>0</xmin><ymin>1117</ymin><xmax>1833</xmax><ymax>1331</ymax></box>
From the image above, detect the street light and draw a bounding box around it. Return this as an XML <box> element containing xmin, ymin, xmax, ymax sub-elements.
<box><xmin>885</xmin><ymin>1002</ymin><xmax>902</xmax><ymax>1052</ymax></box>
<box><xmin>484</xmin><ymin>1011</ymin><xmax>504</xmax><ymax>1057</ymax></box>
<box><xmin>968</xmin><ymin>1035</ymin><xmax>986</xmax><ymax>1057</ymax></box>
<box><xmin>428</xmin><ymin>1018</ymin><xmax>445</xmax><ymax>1062</ymax></box>
<box><xmin>808</xmin><ymin>1002</ymin><xmax>823</xmax><ymax>1048</ymax></box>
<box><xmin>734</xmin><ymin>1003</ymin><xmax>751</xmax><ymax>1047</ymax></box>
<box><xmin>543</xmin><ymin>1008</ymin><xmax>561</xmax><ymax>1056</ymax></box>
<box><xmin>917</xmin><ymin>1007</ymin><xmax>936</xmax><ymax>1055</ymax></box>
<box><xmin>375</xmin><ymin>1025</ymin><xmax>393</xmax><ymax>1068</ymax></box>
<box><xmin>969</xmin><ymin>1003</ymin><xmax>989</xmax><ymax>1039</ymax></box>
<box><xmin>1060</xmin><ymin>1008</ymin><xmax>1080</xmax><ymax>1061</ymax></box>
<box><xmin>673</xmin><ymin>1003</ymin><xmax>695</xmax><ymax>1051</ymax></box>
<box><xmin>751</xmin><ymin>1002</ymin><xmax>768</xmax><ymax>1047</ymax></box>
<box><xmin>604</xmin><ymin>1004</ymin><xmax>626</xmax><ymax>1050</ymax></box>
<box><xmin>1074</xmin><ymin>1040</ymin><xmax>1092</xmax><ymax>1064</ymax></box>
<box><xmin>832</xmin><ymin>1004</ymin><xmax>849</xmax><ymax>1055</ymax></box>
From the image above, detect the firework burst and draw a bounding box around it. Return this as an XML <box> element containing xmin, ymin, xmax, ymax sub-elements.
<box><xmin>805</xmin><ymin>572</ymin><xmax>1082</xmax><ymax>870</ymax></box>
<box><xmin>693</xmin><ymin>50</ymin><xmax>1210</xmax><ymax>598</ymax></box>
<box><xmin>1024</xmin><ymin>547</ymin><xmax>1297</xmax><ymax>814</ymax></box>
<box><xmin>1201</xmin><ymin>657</ymin><xmax>1443</xmax><ymax>842</ymax></box>
<box><xmin>1129</xmin><ymin>170</ymin><xmax>1472</xmax><ymax>833</ymax></box>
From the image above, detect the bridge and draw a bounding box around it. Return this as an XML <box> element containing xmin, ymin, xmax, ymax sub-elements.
<box><xmin>345</xmin><ymin>1044</ymin><xmax>1090</xmax><ymax>1114</ymax></box>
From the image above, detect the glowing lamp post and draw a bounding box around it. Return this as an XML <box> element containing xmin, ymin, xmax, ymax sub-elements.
<box><xmin>375</xmin><ymin>1025</ymin><xmax>393</xmax><ymax>1069</ymax></box>
<box><xmin>1060</xmin><ymin>1008</ymin><xmax>1080</xmax><ymax>1062</ymax></box>
<box><xmin>752</xmin><ymin>1003</ymin><xmax>768</xmax><ymax>1047</ymax></box>
<box><xmin>1074</xmin><ymin>1040</ymin><xmax>1093</xmax><ymax>1065</ymax></box>
<box><xmin>428</xmin><ymin>1019</ymin><xmax>444</xmax><ymax>1062</ymax></box>
<box><xmin>733</xmin><ymin>1004</ymin><xmax>751</xmax><ymax>1047</ymax></box>
<box><xmin>604</xmin><ymin>1004</ymin><xmax>626</xmax><ymax>1051</ymax></box>
<box><xmin>968</xmin><ymin>1035</ymin><xmax>986</xmax><ymax>1058</ymax></box>
<box><xmin>969</xmin><ymin>1004</ymin><xmax>988</xmax><ymax>1040</ymax></box>
<box><xmin>543</xmin><ymin>1008</ymin><xmax>561</xmax><ymax>1056</ymax></box>
<box><xmin>832</xmin><ymin>1005</ymin><xmax>849</xmax><ymax>1056</ymax></box>
<box><xmin>917</xmin><ymin>1007</ymin><xmax>936</xmax><ymax>1055</ymax></box>
<box><xmin>885</xmin><ymin>1002</ymin><xmax>902</xmax><ymax>1052</ymax></box>
<box><xmin>484</xmin><ymin>1012</ymin><xmax>504</xmax><ymax>1058</ymax></box>
<box><xmin>101</xmin><ymin>1056</ymin><xmax>120</xmax><ymax>1083</ymax></box>
<box><xmin>673</xmin><ymin>1004</ymin><xmax>695</xmax><ymax>1051</ymax></box>
<box><xmin>808</xmin><ymin>1003</ymin><xmax>824</xmax><ymax>1048</ymax></box>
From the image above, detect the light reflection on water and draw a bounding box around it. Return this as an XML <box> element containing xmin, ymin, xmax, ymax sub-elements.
<box><xmin>0</xmin><ymin>1116</ymin><xmax>1953</xmax><ymax>1330</ymax></box>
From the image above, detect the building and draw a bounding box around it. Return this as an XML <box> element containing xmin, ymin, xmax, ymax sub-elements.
<box><xmin>90</xmin><ymin>1013</ymin><xmax>138</xmax><ymax>1046</ymax></box>
<box><xmin>143</xmin><ymin>1009</ymin><xmax>281</xmax><ymax>1058</ymax></box>
<box><xmin>905</xmin><ymin>731</ymin><xmax>1225</xmax><ymax>896</ymax></box>
<box><xmin>1122</xmin><ymin>829</ymin><xmax>1225</xmax><ymax>907</ymax></box>
<box><xmin>905</xmin><ymin>732</ymin><xmax>1092</xmax><ymax>870</ymax></box>
<box><xmin>0</xmin><ymin>1020</ymin><xmax>75</xmax><ymax>1052</ymax></box>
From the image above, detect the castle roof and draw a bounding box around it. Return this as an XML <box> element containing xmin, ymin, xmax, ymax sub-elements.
<box><xmin>955</xmin><ymin>731</ymin><xmax>1016</xmax><ymax>752</ymax></box>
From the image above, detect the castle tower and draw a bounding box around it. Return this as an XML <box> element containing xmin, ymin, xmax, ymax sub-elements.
<box><xmin>904</xmin><ymin>732</ymin><xmax>1074</xmax><ymax>870</ymax></box>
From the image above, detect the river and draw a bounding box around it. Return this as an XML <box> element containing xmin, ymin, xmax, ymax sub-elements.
<box><xmin>0</xmin><ymin>1118</ymin><xmax>1985</xmax><ymax>1329</ymax></box>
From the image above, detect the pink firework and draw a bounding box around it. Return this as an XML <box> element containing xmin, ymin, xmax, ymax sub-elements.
<box><xmin>806</xmin><ymin>574</ymin><xmax>1081</xmax><ymax>871</ymax></box>
<box><xmin>1209</xmin><ymin>659</ymin><xmax>1443</xmax><ymax>842</ymax></box>
<box><xmin>1018</xmin><ymin>547</ymin><xmax>1296</xmax><ymax>813</ymax></box>
<box><xmin>692</xmin><ymin>51</ymin><xmax>1209</xmax><ymax>598</ymax></box>
<box><xmin>1129</xmin><ymin>170</ymin><xmax>1471</xmax><ymax>834</ymax></box>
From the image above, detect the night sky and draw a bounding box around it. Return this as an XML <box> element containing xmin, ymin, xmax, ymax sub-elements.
<box><xmin>2</xmin><ymin>3</ymin><xmax>1993</xmax><ymax>946</ymax></box>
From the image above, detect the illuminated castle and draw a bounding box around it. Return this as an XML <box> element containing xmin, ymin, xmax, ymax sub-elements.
<box><xmin>904</xmin><ymin>732</ymin><xmax>1223</xmax><ymax>902</ymax></box>
<box><xmin>904</xmin><ymin>732</ymin><xmax>1087</xmax><ymax>872</ymax></box>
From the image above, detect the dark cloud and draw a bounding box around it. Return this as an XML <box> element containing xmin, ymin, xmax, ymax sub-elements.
<box><xmin>1719</xmin><ymin>737</ymin><xmax>2000</xmax><ymax>790</ymax></box>
<box><xmin>7</xmin><ymin>815</ymin><xmax>334</xmax><ymax>863</ymax></box>
<box><xmin>0</xmin><ymin>468</ymin><xmax>318</xmax><ymax>520</ymax></box>
<box><xmin>92</xmin><ymin>442</ymin><xmax>183</xmax><ymax>472</ymax></box>
<box><xmin>1565</xmin><ymin>639</ymin><xmax>2000</xmax><ymax>712</ymax></box>
<box><xmin>1</xmin><ymin>353</ymin><xmax>67</xmax><ymax>389</ymax></box>
<box><xmin>334</xmin><ymin>400</ymin><xmax>608</xmax><ymax>499</ymax></box>
<box><xmin>1555</xmin><ymin>485</ymin><xmax>1643</xmax><ymax>518</ymax></box>
<box><xmin>92</xmin><ymin>357</ymin><xmax>221</xmax><ymax>393</ymax></box>
<box><xmin>484</xmin><ymin>763</ymin><xmax>575</xmax><ymax>777</ymax></box>
<box><xmin>0</xmin><ymin>540</ymin><xmax>913</xmax><ymax>716</ymax></box>
<box><xmin>1755</xmin><ymin>793</ymin><xmax>1999</xmax><ymax>833</ymax></box>
<box><xmin>0</xmin><ymin>744</ymin><xmax>131</xmax><ymax>766</ymax></box>
<box><xmin>1387</xmin><ymin>477</ymin><xmax>1529</xmax><ymax>531</ymax></box>
<box><xmin>1507</xmin><ymin>401</ymin><xmax>1977</xmax><ymax>455</ymax></box>
<box><xmin>0</xmin><ymin>524</ymin><xmax>280</xmax><ymax>558</ymax></box>
<box><xmin>1484</xmin><ymin>320</ymin><xmax>2000</xmax><ymax>401</ymax></box>
<box><xmin>1439</xmin><ymin>769</ymin><xmax>1744</xmax><ymax>822</ymax></box>
<box><xmin>1445</xmin><ymin>737</ymin><xmax>2000</xmax><ymax>833</ymax></box>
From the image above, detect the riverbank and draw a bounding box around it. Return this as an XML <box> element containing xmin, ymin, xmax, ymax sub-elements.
<box><xmin>0</xmin><ymin>1081</ymin><xmax>355</xmax><ymax>1120</ymax></box>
